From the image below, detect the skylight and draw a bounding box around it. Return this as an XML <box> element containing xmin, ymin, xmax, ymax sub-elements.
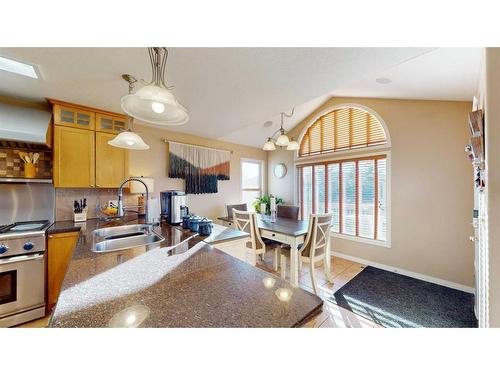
<box><xmin>0</xmin><ymin>56</ymin><xmax>38</xmax><ymax>79</ymax></box>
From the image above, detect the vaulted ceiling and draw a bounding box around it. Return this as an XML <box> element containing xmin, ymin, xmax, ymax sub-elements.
<box><xmin>0</xmin><ymin>47</ymin><xmax>481</xmax><ymax>148</ymax></box>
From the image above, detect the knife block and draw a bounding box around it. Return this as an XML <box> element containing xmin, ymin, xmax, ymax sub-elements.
<box><xmin>73</xmin><ymin>211</ymin><xmax>87</xmax><ymax>222</ymax></box>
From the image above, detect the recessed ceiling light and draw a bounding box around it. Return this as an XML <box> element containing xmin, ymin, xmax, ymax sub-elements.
<box><xmin>376</xmin><ymin>77</ymin><xmax>392</xmax><ymax>84</ymax></box>
<box><xmin>0</xmin><ymin>56</ymin><xmax>38</xmax><ymax>79</ymax></box>
<box><xmin>263</xmin><ymin>121</ymin><xmax>273</xmax><ymax>128</ymax></box>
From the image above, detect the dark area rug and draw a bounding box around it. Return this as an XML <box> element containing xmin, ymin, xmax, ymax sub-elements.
<box><xmin>330</xmin><ymin>266</ymin><xmax>477</xmax><ymax>328</ymax></box>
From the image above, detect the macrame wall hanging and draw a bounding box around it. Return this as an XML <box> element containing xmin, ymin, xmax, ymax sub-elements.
<box><xmin>168</xmin><ymin>141</ymin><xmax>231</xmax><ymax>194</ymax></box>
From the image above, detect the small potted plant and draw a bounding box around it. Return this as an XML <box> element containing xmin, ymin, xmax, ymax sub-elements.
<box><xmin>252</xmin><ymin>194</ymin><xmax>284</xmax><ymax>215</ymax></box>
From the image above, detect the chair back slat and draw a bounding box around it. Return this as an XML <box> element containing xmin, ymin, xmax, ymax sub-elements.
<box><xmin>300</xmin><ymin>213</ymin><xmax>333</xmax><ymax>259</ymax></box>
<box><xmin>232</xmin><ymin>209</ymin><xmax>264</xmax><ymax>250</ymax></box>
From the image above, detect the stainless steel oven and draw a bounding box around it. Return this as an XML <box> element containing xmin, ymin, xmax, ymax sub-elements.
<box><xmin>0</xmin><ymin>220</ymin><xmax>49</xmax><ymax>327</ymax></box>
<box><xmin>0</xmin><ymin>253</ymin><xmax>45</xmax><ymax>326</ymax></box>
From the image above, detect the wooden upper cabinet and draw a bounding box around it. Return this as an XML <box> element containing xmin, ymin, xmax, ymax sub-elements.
<box><xmin>53</xmin><ymin>126</ymin><xmax>95</xmax><ymax>188</ymax></box>
<box><xmin>95</xmin><ymin>132</ymin><xmax>128</xmax><ymax>188</ymax></box>
<box><xmin>53</xmin><ymin>104</ymin><xmax>95</xmax><ymax>130</ymax></box>
<box><xmin>96</xmin><ymin>113</ymin><xmax>127</xmax><ymax>134</ymax></box>
<box><xmin>49</xmin><ymin>99</ymin><xmax>129</xmax><ymax>188</ymax></box>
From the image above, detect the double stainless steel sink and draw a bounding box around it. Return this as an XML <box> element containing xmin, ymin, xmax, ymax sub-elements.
<box><xmin>91</xmin><ymin>224</ymin><xmax>165</xmax><ymax>253</ymax></box>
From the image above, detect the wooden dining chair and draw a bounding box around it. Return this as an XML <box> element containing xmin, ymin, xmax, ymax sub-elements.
<box><xmin>277</xmin><ymin>205</ymin><xmax>300</xmax><ymax>220</ymax></box>
<box><xmin>232</xmin><ymin>208</ymin><xmax>280</xmax><ymax>269</ymax></box>
<box><xmin>280</xmin><ymin>213</ymin><xmax>333</xmax><ymax>294</ymax></box>
<box><xmin>226</xmin><ymin>203</ymin><xmax>247</xmax><ymax>219</ymax></box>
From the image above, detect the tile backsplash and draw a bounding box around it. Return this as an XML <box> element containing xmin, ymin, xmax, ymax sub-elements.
<box><xmin>0</xmin><ymin>148</ymin><xmax>52</xmax><ymax>178</ymax></box>
<box><xmin>55</xmin><ymin>188</ymin><xmax>137</xmax><ymax>221</ymax></box>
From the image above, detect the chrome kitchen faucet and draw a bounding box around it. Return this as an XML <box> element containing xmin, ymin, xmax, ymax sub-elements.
<box><xmin>117</xmin><ymin>178</ymin><xmax>151</xmax><ymax>224</ymax></box>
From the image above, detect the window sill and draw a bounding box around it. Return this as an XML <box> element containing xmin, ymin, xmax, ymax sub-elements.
<box><xmin>330</xmin><ymin>231</ymin><xmax>390</xmax><ymax>248</ymax></box>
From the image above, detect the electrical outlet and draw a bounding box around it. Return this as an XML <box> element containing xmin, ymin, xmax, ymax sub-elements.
<box><xmin>108</xmin><ymin>200</ymin><xmax>118</xmax><ymax>207</ymax></box>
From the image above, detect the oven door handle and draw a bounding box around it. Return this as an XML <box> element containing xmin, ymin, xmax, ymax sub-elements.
<box><xmin>0</xmin><ymin>253</ymin><xmax>44</xmax><ymax>266</ymax></box>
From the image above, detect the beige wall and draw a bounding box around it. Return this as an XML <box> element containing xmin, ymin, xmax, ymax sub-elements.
<box><xmin>128</xmin><ymin>124</ymin><xmax>267</xmax><ymax>220</ymax></box>
<box><xmin>268</xmin><ymin>148</ymin><xmax>295</xmax><ymax>204</ymax></box>
<box><xmin>268</xmin><ymin>97</ymin><xmax>474</xmax><ymax>287</ymax></box>
<box><xmin>484</xmin><ymin>48</ymin><xmax>500</xmax><ymax>326</ymax></box>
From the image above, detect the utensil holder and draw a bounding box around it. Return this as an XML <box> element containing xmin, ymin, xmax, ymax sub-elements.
<box><xmin>73</xmin><ymin>211</ymin><xmax>87</xmax><ymax>222</ymax></box>
<box><xmin>24</xmin><ymin>163</ymin><xmax>36</xmax><ymax>178</ymax></box>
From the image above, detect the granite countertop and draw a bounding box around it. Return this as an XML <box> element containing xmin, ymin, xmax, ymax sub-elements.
<box><xmin>48</xmin><ymin>217</ymin><xmax>323</xmax><ymax>328</ymax></box>
<box><xmin>174</xmin><ymin>222</ymin><xmax>248</xmax><ymax>244</ymax></box>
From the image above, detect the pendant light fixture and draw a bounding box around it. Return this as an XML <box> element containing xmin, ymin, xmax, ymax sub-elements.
<box><xmin>263</xmin><ymin>138</ymin><xmax>276</xmax><ymax>151</ymax></box>
<box><xmin>286</xmin><ymin>138</ymin><xmax>299</xmax><ymax>151</ymax></box>
<box><xmin>121</xmin><ymin>47</ymin><xmax>188</xmax><ymax>126</ymax></box>
<box><xmin>108</xmin><ymin>75</ymin><xmax>150</xmax><ymax>150</ymax></box>
<box><xmin>262</xmin><ymin>108</ymin><xmax>295</xmax><ymax>151</ymax></box>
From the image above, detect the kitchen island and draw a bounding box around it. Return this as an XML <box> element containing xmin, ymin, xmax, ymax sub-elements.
<box><xmin>47</xmin><ymin>217</ymin><xmax>323</xmax><ymax>328</ymax></box>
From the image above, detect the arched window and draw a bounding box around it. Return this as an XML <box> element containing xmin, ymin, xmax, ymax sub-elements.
<box><xmin>297</xmin><ymin>105</ymin><xmax>390</xmax><ymax>245</ymax></box>
<box><xmin>299</xmin><ymin>106</ymin><xmax>387</xmax><ymax>157</ymax></box>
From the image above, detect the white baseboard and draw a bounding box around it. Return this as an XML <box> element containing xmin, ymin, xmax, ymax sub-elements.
<box><xmin>332</xmin><ymin>251</ymin><xmax>475</xmax><ymax>294</ymax></box>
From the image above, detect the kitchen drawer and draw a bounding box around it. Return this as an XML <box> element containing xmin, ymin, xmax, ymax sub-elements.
<box><xmin>260</xmin><ymin>230</ymin><xmax>287</xmax><ymax>243</ymax></box>
<box><xmin>219</xmin><ymin>220</ymin><xmax>233</xmax><ymax>228</ymax></box>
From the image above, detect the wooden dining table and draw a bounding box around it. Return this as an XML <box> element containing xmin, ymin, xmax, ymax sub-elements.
<box><xmin>217</xmin><ymin>214</ymin><xmax>334</xmax><ymax>287</ymax></box>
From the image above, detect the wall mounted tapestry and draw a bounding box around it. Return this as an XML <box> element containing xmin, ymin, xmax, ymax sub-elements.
<box><xmin>168</xmin><ymin>141</ymin><xmax>231</xmax><ymax>194</ymax></box>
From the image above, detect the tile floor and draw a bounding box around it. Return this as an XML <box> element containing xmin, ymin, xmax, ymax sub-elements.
<box><xmin>17</xmin><ymin>244</ymin><xmax>377</xmax><ymax>328</ymax></box>
<box><xmin>257</xmin><ymin>251</ymin><xmax>380</xmax><ymax>328</ymax></box>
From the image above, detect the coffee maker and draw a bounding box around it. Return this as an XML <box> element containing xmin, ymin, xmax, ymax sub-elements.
<box><xmin>160</xmin><ymin>191</ymin><xmax>189</xmax><ymax>225</ymax></box>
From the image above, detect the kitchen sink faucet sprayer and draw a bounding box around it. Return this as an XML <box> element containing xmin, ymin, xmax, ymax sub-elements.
<box><xmin>118</xmin><ymin>178</ymin><xmax>151</xmax><ymax>224</ymax></box>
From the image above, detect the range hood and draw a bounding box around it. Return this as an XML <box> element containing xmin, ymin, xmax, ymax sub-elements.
<box><xmin>0</xmin><ymin>102</ymin><xmax>52</xmax><ymax>149</ymax></box>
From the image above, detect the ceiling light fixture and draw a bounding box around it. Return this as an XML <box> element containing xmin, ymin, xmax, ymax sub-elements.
<box><xmin>108</xmin><ymin>75</ymin><xmax>150</xmax><ymax>150</ymax></box>
<box><xmin>263</xmin><ymin>138</ymin><xmax>276</xmax><ymax>151</ymax></box>
<box><xmin>121</xmin><ymin>47</ymin><xmax>188</xmax><ymax>126</ymax></box>
<box><xmin>262</xmin><ymin>108</ymin><xmax>295</xmax><ymax>152</ymax></box>
<box><xmin>375</xmin><ymin>77</ymin><xmax>392</xmax><ymax>84</ymax></box>
<box><xmin>286</xmin><ymin>139</ymin><xmax>299</xmax><ymax>151</ymax></box>
<box><xmin>0</xmin><ymin>56</ymin><xmax>38</xmax><ymax>79</ymax></box>
<box><xmin>263</xmin><ymin>120</ymin><xmax>273</xmax><ymax>128</ymax></box>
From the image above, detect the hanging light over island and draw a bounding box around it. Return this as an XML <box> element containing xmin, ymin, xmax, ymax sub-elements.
<box><xmin>108</xmin><ymin>74</ymin><xmax>150</xmax><ymax>150</ymax></box>
<box><xmin>121</xmin><ymin>47</ymin><xmax>189</xmax><ymax>126</ymax></box>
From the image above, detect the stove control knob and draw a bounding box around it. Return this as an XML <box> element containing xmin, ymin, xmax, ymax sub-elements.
<box><xmin>0</xmin><ymin>245</ymin><xmax>8</xmax><ymax>254</ymax></box>
<box><xmin>23</xmin><ymin>242</ymin><xmax>34</xmax><ymax>251</ymax></box>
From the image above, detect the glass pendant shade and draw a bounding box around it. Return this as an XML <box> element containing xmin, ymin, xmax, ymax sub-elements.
<box><xmin>121</xmin><ymin>84</ymin><xmax>189</xmax><ymax>126</ymax></box>
<box><xmin>108</xmin><ymin>131</ymin><xmax>150</xmax><ymax>150</ymax></box>
<box><xmin>275</xmin><ymin>133</ymin><xmax>290</xmax><ymax>147</ymax></box>
<box><xmin>286</xmin><ymin>139</ymin><xmax>299</xmax><ymax>150</ymax></box>
<box><xmin>263</xmin><ymin>138</ymin><xmax>276</xmax><ymax>151</ymax></box>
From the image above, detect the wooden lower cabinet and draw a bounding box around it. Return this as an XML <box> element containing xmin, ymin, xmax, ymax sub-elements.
<box><xmin>53</xmin><ymin>125</ymin><xmax>95</xmax><ymax>188</ymax></box>
<box><xmin>95</xmin><ymin>132</ymin><xmax>128</xmax><ymax>188</ymax></box>
<box><xmin>47</xmin><ymin>231</ymin><xmax>79</xmax><ymax>312</ymax></box>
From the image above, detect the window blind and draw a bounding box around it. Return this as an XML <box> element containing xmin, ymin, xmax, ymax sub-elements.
<box><xmin>358</xmin><ymin>159</ymin><xmax>375</xmax><ymax>239</ymax></box>
<box><xmin>297</xmin><ymin>155</ymin><xmax>387</xmax><ymax>242</ymax></box>
<box><xmin>299</xmin><ymin>107</ymin><xmax>387</xmax><ymax>157</ymax></box>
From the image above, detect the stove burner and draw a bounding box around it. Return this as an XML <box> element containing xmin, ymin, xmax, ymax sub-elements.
<box><xmin>11</xmin><ymin>223</ymin><xmax>45</xmax><ymax>231</ymax></box>
<box><xmin>0</xmin><ymin>220</ymin><xmax>50</xmax><ymax>234</ymax></box>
